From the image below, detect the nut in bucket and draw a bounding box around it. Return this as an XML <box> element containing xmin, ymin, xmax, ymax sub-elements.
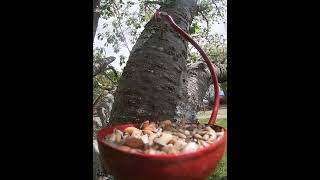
<box><xmin>96</xmin><ymin>10</ymin><xmax>226</xmax><ymax>180</ymax></box>
<box><xmin>97</xmin><ymin>122</ymin><xmax>226</xmax><ymax>180</ymax></box>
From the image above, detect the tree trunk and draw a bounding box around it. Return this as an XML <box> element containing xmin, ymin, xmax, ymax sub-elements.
<box><xmin>110</xmin><ymin>0</ymin><xmax>199</xmax><ymax>124</ymax></box>
<box><xmin>93</xmin><ymin>0</ymin><xmax>100</xmax><ymax>40</ymax></box>
<box><xmin>186</xmin><ymin>61</ymin><xmax>227</xmax><ymax>115</ymax></box>
<box><xmin>221</xmin><ymin>82</ymin><xmax>227</xmax><ymax>103</ymax></box>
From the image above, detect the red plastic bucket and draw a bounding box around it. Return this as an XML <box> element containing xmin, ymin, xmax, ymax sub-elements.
<box><xmin>96</xmin><ymin>11</ymin><xmax>227</xmax><ymax>180</ymax></box>
<box><xmin>97</xmin><ymin>124</ymin><xmax>226</xmax><ymax>180</ymax></box>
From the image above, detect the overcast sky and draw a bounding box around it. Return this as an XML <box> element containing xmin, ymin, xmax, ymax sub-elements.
<box><xmin>94</xmin><ymin>3</ymin><xmax>227</xmax><ymax>71</ymax></box>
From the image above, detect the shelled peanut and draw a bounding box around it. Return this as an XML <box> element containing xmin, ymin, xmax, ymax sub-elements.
<box><xmin>104</xmin><ymin>120</ymin><xmax>225</xmax><ymax>155</ymax></box>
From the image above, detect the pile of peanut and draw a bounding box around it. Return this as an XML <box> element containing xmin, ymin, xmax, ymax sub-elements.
<box><xmin>104</xmin><ymin>120</ymin><xmax>224</xmax><ymax>155</ymax></box>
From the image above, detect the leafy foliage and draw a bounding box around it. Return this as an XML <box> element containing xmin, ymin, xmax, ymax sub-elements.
<box><xmin>190</xmin><ymin>22</ymin><xmax>201</xmax><ymax>34</ymax></box>
<box><xmin>93</xmin><ymin>47</ymin><xmax>121</xmax><ymax>100</ymax></box>
<box><xmin>93</xmin><ymin>0</ymin><xmax>227</xmax><ymax>99</ymax></box>
<box><xmin>95</xmin><ymin>0</ymin><xmax>227</xmax><ymax>67</ymax></box>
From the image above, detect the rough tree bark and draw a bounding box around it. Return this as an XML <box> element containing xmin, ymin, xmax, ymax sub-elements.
<box><xmin>93</xmin><ymin>0</ymin><xmax>101</xmax><ymax>40</ymax></box>
<box><xmin>93</xmin><ymin>56</ymin><xmax>116</xmax><ymax>77</ymax></box>
<box><xmin>110</xmin><ymin>0</ymin><xmax>220</xmax><ymax>124</ymax></box>
<box><xmin>220</xmin><ymin>82</ymin><xmax>227</xmax><ymax>103</ymax></box>
<box><xmin>186</xmin><ymin>61</ymin><xmax>227</xmax><ymax>116</ymax></box>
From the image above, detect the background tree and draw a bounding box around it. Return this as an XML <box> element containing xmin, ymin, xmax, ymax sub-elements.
<box><xmin>93</xmin><ymin>0</ymin><xmax>227</xmax><ymax>123</ymax></box>
<box><xmin>94</xmin><ymin>0</ymin><xmax>228</xmax><ymax>125</ymax></box>
<box><xmin>93</xmin><ymin>0</ymin><xmax>227</xmax><ymax>178</ymax></box>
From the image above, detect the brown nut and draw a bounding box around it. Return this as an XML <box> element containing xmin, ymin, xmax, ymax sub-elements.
<box><xmin>203</xmin><ymin>134</ymin><xmax>209</xmax><ymax>141</ymax></box>
<box><xmin>192</xmin><ymin>129</ymin><xmax>197</xmax><ymax>135</ymax></box>
<box><xmin>160</xmin><ymin>120</ymin><xmax>172</xmax><ymax>126</ymax></box>
<box><xmin>142</xmin><ymin>130</ymin><xmax>153</xmax><ymax>135</ymax></box>
<box><xmin>124</xmin><ymin>127</ymin><xmax>139</xmax><ymax>135</ymax></box>
<box><xmin>184</xmin><ymin>124</ymin><xmax>191</xmax><ymax>128</ymax></box>
<box><xmin>117</xmin><ymin>145</ymin><xmax>131</xmax><ymax>152</ymax></box>
<box><xmin>154</xmin><ymin>133</ymin><xmax>173</xmax><ymax>146</ymax></box>
<box><xmin>141</xmin><ymin>134</ymin><xmax>149</xmax><ymax>144</ymax></box>
<box><xmin>199</xmin><ymin>140</ymin><xmax>210</xmax><ymax>147</ymax></box>
<box><xmin>167</xmin><ymin>139</ymin><xmax>176</xmax><ymax>145</ymax></box>
<box><xmin>140</xmin><ymin>120</ymin><xmax>150</xmax><ymax>129</ymax></box>
<box><xmin>146</xmin><ymin>149</ymin><xmax>157</xmax><ymax>155</ymax></box>
<box><xmin>194</xmin><ymin>134</ymin><xmax>204</xmax><ymax>140</ymax></box>
<box><xmin>131</xmin><ymin>129</ymin><xmax>143</xmax><ymax>138</ymax></box>
<box><xmin>124</xmin><ymin>137</ymin><xmax>144</xmax><ymax>149</ymax></box>
<box><xmin>184</xmin><ymin>130</ymin><xmax>190</xmax><ymax>136</ymax></box>
<box><xmin>178</xmin><ymin>129</ymin><xmax>185</xmax><ymax>133</ymax></box>
<box><xmin>163</xmin><ymin>125</ymin><xmax>173</xmax><ymax>131</ymax></box>
<box><xmin>108</xmin><ymin>133</ymin><xmax>116</xmax><ymax>142</ymax></box>
<box><xmin>114</xmin><ymin>129</ymin><xmax>123</xmax><ymax>143</ymax></box>
<box><xmin>209</xmin><ymin>134</ymin><xmax>217</xmax><ymax>141</ymax></box>
<box><xmin>197</xmin><ymin>130</ymin><xmax>208</xmax><ymax>136</ymax></box>
<box><xmin>191</xmin><ymin>124</ymin><xmax>198</xmax><ymax>128</ymax></box>
<box><xmin>182</xmin><ymin>142</ymin><xmax>198</xmax><ymax>153</ymax></box>
<box><xmin>143</xmin><ymin>122</ymin><xmax>157</xmax><ymax>132</ymax></box>
<box><xmin>176</xmin><ymin>132</ymin><xmax>187</xmax><ymax>139</ymax></box>
<box><xmin>129</xmin><ymin>148</ymin><xmax>138</xmax><ymax>153</ymax></box>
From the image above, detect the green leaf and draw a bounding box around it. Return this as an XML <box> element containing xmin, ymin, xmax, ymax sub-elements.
<box><xmin>190</xmin><ymin>23</ymin><xmax>200</xmax><ymax>34</ymax></box>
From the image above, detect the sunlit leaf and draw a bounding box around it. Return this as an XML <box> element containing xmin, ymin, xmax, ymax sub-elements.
<box><xmin>190</xmin><ymin>23</ymin><xmax>200</xmax><ymax>34</ymax></box>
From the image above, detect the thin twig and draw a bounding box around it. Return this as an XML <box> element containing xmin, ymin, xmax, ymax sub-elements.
<box><xmin>197</xmin><ymin>4</ymin><xmax>210</xmax><ymax>12</ymax></box>
<box><xmin>112</xmin><ymin>3</ymin><xmax>131</xmax><ymax>53</ymax></box>
<box><xmin>106</xmin><ymin>66</ymin><xmax>118</xmax><ymax>77</ymax></box>
<box><xmin>103</xmin><ymin>72</ymin><xmax>116</xmax><ymax>84</ymax></box>
<box><xmin>200</xmin><ymin>11</ymin><xmax>210</xmax><ymax>40</ymax></box>
<box><xmin>144</xmin><ymin>1</ymin><xmax>163</xmax><ymax>5</ymax></box>
<box><xmin>93</xmin><ymin>91</ymin><xmax>106</xmax><ymax>109</ymax></box>
<box><xmin>211</xmin><ymin>0</ymin><xmax>223</xmax><ymax>18</ymax></box>
<box><xmin>145</xmin><ymin>4</ymin><xmax>155</xmax><ymax>17</ymax></box>
<box><xmin>93</xmin><ymin>56</ymin><xmax>116</xmax><ymax>77</ymax></box>
<box><xmin>150</xmin><ymin>3</ymin><xmax>159</xmax><ymax>12</ymax></box>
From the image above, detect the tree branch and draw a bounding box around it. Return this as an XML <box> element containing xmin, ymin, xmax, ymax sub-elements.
<box><xmin>186</xmin><ymin>60</ymin><xmax>227</xmax><ymax>113</ymax></box>
<box><xmin>93</xmin><ymin>0</ymin><xmax>101</xmax><ymax>40</ymax></box>
<box><xmin>95</xmin><ymin>89</ymin><xmax>116</xmax><ymax>127</ymax></box>
<box><xmin>144</xmin><ymin>1</ymin><xmax>164</xmax><ymax>5</ymax></box>
<box><xmin>93</xmin><ymin>56</ymin><xmax>116</xmax><ymax>77</ymax></box>
<box><xmin>112</xmin><ymin>3</ymin><xmax>132</xmax><ymax>53</ymax></box>
<box><xmin>93</xmin><ymin>91</ymin><xmax>106</xmax><ymax>109</ymax></box>
<box><xmin>106</xmin><ymin>65</ymin><xmax>118</xmax><ymax>78</ymax></box>
<box><xmin>197</xmin><ymin>4</ymin><xmax>210</xmax><ymax>12</ymax></box>
<box><xmin>211</xmin><ymin>0</ymin><xmax>223</xmax><ymax>18</ymax></box>
<box><xmin>102</xmin><ymin>71</ymin><xmax>116</xmax><ymax>84</ymax></box>
<box><xmin>200</xmin><ymin>11</ymin><xmax>209</xmax><ymax>40</ymax></box>
<box><xmin>212</xmin><ymin>62</ymin><xmax>227</xmax><ymax>83</ymax></box>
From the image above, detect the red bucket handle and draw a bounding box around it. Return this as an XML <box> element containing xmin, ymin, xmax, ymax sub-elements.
<box><xmin>155</xmin><ymin>11</ymin><xmax>220</xmax><ymax>125</ymax></box>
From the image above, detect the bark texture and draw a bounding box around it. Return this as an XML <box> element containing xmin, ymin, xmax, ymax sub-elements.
<box><xmin>93</xmin><ymin>0</ymin><xmax>100</xmax><ymax>40</ymax></box>
<box><xmin>93</xmin><ymin>56</ymin><xmax>116</xmax><ymax>77</ymax></box>
<box><xmin>110</xmin><ymin>0</ymin><xmax>199</xmax><ymax>124</ymax></box>
<box><xmin>186</xmin><ymin>61</ymin><xmax>227</xmax><ymax>115</ymax></box>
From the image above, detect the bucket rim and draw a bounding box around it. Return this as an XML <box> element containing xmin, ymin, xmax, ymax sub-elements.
<box><xmin>97</xmin><ymin>123</ymin><xmax>227</xmax><ymax>160</ymax></box>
